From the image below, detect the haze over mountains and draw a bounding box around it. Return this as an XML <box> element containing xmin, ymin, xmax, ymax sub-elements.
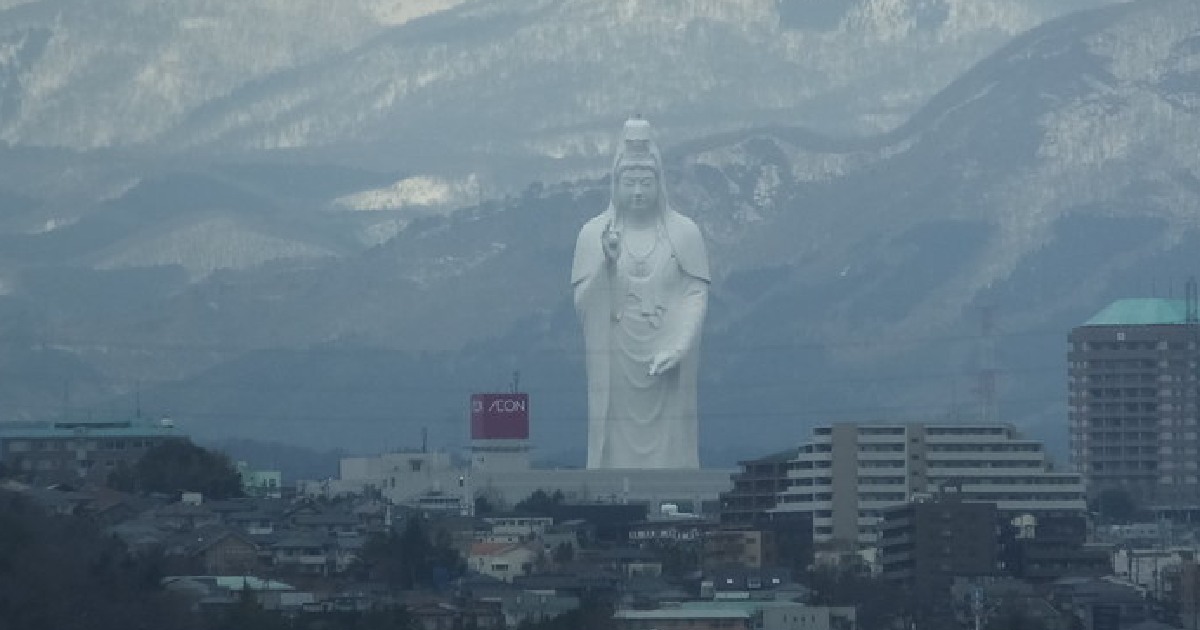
<box><xmin>2</xmin><ymin>0</ymin><xmax>1194</xmax><ymax>466</ymax></box>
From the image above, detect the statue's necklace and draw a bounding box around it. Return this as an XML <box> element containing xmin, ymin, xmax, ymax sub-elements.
<box><xmin>623</xmin><ymin>223</ymin><xmax>662</xmax><ymax>278</ymax></box>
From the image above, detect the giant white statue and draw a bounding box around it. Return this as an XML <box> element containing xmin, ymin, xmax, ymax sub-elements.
<box><xmin>571</xmin><ymin>118</ymin><xmax>710</xmax><ymax>469</ymax></box>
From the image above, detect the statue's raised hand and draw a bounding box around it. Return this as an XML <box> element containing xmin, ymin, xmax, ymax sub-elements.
<box><xmin>602</xmin><ymin>222</ymin><xmax>621</xmax><ymax>264</ymax></box>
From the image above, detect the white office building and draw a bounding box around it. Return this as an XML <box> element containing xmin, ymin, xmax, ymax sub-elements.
<box><xmin>305</xmin><ymin>449</ymin><xmax>732</xmax><ymax>513</ymax></box>
<box><xmin>773</xmin><ymin>422</ymin><xmax>1086</xmax><ymax>547</ymax></box>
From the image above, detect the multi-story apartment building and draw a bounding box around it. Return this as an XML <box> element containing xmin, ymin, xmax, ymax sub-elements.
<box><xmin>719</xmin><ymin>448</ymin><xmax>796</xmax><ymax>526</ymax></box>
<box><xmin>773</xmin><ymin>422</ymin><xmax>1086</xmax><ymax>547</ymax></box>
<box><xmin>1068</xmin><ymin>298</ymin><xmax>1200</xmax><ymax>508</ymax></box>
<box><xmin>0</xmin><ymin>417</ymin><xmax>184</xmax><ymax>485</ymax></box>
<box><xmin>879</xmin><ymin>492</ymin><xmax>999</xmax><ymax>584</ymax></box>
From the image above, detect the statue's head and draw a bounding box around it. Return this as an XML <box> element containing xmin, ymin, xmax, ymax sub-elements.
<box><xmin>612</xmin><ymin>118</ymin><xmax>665</xmax><ymax>219</ymax></box>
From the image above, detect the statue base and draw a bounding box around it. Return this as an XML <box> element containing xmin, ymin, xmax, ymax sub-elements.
<box><xmin>469</xmin><ymin>466</ymin><xmax>735</xmax><ymax>508</ymax></box>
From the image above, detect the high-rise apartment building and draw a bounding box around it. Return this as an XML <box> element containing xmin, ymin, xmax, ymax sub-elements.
<box><xmin>773</xmin><ymin>422</ymin><xmax>1085</xmax><ymax>547</ymax></box>
<box><xmin>1068</xmin><ymin>298</ymin><xmax>1200</xmax><ymax>508</ymax></box>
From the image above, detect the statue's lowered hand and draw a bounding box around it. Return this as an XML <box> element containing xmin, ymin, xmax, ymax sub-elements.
<box><xmin>648</xmin><ymin>350</ymin><xmax>681</xmax><ymax>376</ymax></box>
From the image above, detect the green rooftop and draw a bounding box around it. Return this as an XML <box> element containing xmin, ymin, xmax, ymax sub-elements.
<box><xmin>0</xmin><ymin>418</ymin><xmax>181</xmax><ymax>439</ymax></box>
<box><xmin>1084</xmin><ymin>298</ymin><xmax>1191</xmax><ymax>326</ymax></box>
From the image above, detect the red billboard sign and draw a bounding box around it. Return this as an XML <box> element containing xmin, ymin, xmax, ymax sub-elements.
<box><xmin>470</xmin><ymin>393</ymin><xmax>529</xmax><ymax>440</ymax></box>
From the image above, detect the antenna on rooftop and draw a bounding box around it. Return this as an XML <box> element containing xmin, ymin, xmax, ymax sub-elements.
<box><xmin>510</xmin><ymin>370</ymin><xmax>521</xmax><ymax>394</ymax></box>
<box><xmin>421</xmin><ymin>427</ymin><xmax>428</xmax><ymax>453</ymax></box>
<box><xmin>1187</xmin><ymin>276</ymin><xmax>1198</xmax><ymax>324</ymax></box>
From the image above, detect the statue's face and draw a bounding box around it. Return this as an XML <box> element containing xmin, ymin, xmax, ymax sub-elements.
<box><xmin>616</xmin><ymin>167</ymin><xmax>659</xmax><ymax>217</ymax></box>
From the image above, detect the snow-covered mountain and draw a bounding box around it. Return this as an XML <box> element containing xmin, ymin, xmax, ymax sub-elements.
<box><xmin>0</xmin><ymin>0</ymin><xmax>466</xmax><ymax>147</ymax></box>
<box><xmin>3</xmin><ymin>0</ymin><xmax>1195</xmax><ymax>463</ymax></box>
<box><xmin>1</xmin><ymin>0</ymin><xmax>1112</xmax><ymax>170</ymax></box>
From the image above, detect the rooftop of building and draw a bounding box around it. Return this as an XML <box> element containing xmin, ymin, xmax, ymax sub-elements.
<box><xmin>163</xmin><ymin>575</ymin><xmax>295</xmax><ymax>591</ymax></box>
<box><xmin>0</xmin><ymin>418</ymin><xmax>182</xmax><ymax>439</ymax></box>
<box><xmin>813</xmin><ymin>421</ymin><xmax>1018</xmax><ymax>432</ymax></box>
<box><xmin>616</xmin><ymin>600</ymin><xmax>829</xmax><ymax>620</ymax></box>
<box><xmin>738</xmin><ymin>448</ymin><xmax>800</xmax><ymax>466</ymax></box>
<box><xmin>614</xmin><ymin>608</ymin><xmax>751</xmax><ymax>620</ymax></box>
<box><xmin>1083</xmin><ymin>298</ymin><xmax>1195</xmax><ymax>326</ymax></box>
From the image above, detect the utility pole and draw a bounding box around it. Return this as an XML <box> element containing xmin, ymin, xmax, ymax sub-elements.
<box><xmin>972</xmin><ymin>586</ymin><xmax>984</xmax><ymax>630</ymax></box>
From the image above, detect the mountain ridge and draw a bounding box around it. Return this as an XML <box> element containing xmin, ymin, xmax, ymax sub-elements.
<box><xmin>2</xmin><ymin>0</ymin><xmax>1196</xmax><ymax>465</ymax></box>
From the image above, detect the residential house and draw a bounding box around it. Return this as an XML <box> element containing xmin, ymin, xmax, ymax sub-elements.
<box><xmin>292</xmin><ymin>511</ymin><xmax>360</xmax><ymax>537</ymax></box>
<box><xmin>580</xmin><ymin>547</ymin><xmax>664</xmax><ymax>579</ymax></box>
<box><xmin>77</xmin><ymin>486</ymin><xmax>144</xmax><ymax>526</ymax></box>
<box><xmin>19</xmin><ymin>485</ymin><xmax>94</xmax><ymax>516</ymax></box>
<box><xmin>273</xmin><ymin>534</ymin><xmax>333</xmax><ymax>576</ymax></box>
<box><xmin>614</xmin><ymin>601</ymin><xmax>855</xmax><ymax>630</ymax></box>
<box><xmin>167</xmin><ymin>526</ymin><xmax>260</xmax><ymax>575</ymax></box>
<box><xmin>502</xmin><ymin>589</ymin><xmax>582</xmax><ymax>627</ymax></box>
<box><xmin>621</xmin><ymin>575</ymin><xmax>691</xmax><ymax>608</ymax></box>
<box><xmin>154</xmin><ymin>501</ymin><xmax>220</xmax><ymax>531</ymax></box>
<box><xmin>705</xmin><ymin>567</ymin><xmax>792</xmax><ymax>598</ymax></box>
<box><xmin>353</xmin><ymin>501</ymin><xmax>389</xmax><ymax>532</ymax></box>
<box><xmin>460</xmin><ymin>599</ymin><xmax>505</xmax><ymax>630</ymax></box>
<box><xmin>540</xmin><ymin>526</ymin><xmax>581</xmax><ymax>564</ymax></box>
<box><xmin>163</xmin><ymin>576</ymin><xmax>306</xmax><ymax>614</ymax></box>
<box><xmin>512</xmin><ymin>567</ymin><xmax>623</xmax><ymax>601</ymax></box>
<box><xmin>226</xmin><ymin>508</ymin><xmax>281</xmax><ymax>536</ymax></box>
<box><xmin>1051</xmin><ymin>578</ymin><xmax>1158</xmax><ymax>630</ymax></box>
<box><xmin>483</xmin><ymin>514</ymin><xmax>553</xmax><ymax>540</ymax></box>
<box><xmin>469</xmin><ymin>542</ymin><xmax>541</xmax><ymax>582</ymax></box>
<box><xmin>544</xmin><ymin>503</ymin><xmax>648</xmax><ymax>544</ymax></box>
<box><xmin>614</xmin><ymin>606</ymin><xmax>752</xmax><ymax>630</ymax></box>
<box><xmin>630</xmin><ymin>517</ymin><xmax>715</xmax><ymax>544</ymax></box>
<box><xmin>109</xmin><ymin>518</ymin><xmax>173</xmax><ymax>555</ymax></box>
<box><xmin>408</xmin><ymin>602</ymin><xmax>459</xmax><ymax>630</ymax></box>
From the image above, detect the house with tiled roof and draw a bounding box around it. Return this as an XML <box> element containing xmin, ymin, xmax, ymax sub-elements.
<box><xmin>292</xmin><ymin>510</ymin><xmax>360</xmax><ymax>537</ymax></box>
<box><xmin>166</xmin><ymin>525</ymin><xmax>260</xmax><ymax>575</ymax></box>
<box><xmin>469</xmin><ymin>541</ymin><xmax>541</xmax><ymax>582</ymax></box>
<box><xmin>225</xmin><ymin>507</ymin><xmax>282</xmax><ymax>535</ymax></box>
<box><xmin>272</xmin><ymin>534</ymin><xmax>334</xmax><ymax>576</ymax></box>
<box><xmin>153</xmin><ymin>500</ymin><xmax>220</xmax><ymax>531</ymax></box>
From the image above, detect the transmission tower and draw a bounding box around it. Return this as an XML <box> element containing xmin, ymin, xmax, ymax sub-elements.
<box><xmin>974</xmin><ymin>305</ymin><xmax>999</xmax><ymax>425</ymax></box>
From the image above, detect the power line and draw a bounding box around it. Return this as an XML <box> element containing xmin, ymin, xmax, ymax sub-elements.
<box><xmin>0</xmin><ymin>362</ymin><xmax>1068</xmax><ymax>394</ymax></box>
<box><xmin>14</xmin><ymin>324</ymin><xmax>1068</xmax><ymax>356</ymax></box>
<box><xmin>0</xmin><ymin>394</ymin><xmax>1069</xmax><ymax>426</ymax></box>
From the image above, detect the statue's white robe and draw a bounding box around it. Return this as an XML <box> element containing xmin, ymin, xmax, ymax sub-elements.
<box><xmin>571</xmin><ymin>207</ymin><xmax>710</xmax><ymax>469</ymax></box>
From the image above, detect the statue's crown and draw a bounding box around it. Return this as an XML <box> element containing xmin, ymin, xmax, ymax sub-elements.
<box><xmin>615</xmin><ymin>117</ymin><xmax>659</xmax><ymax>174</ymax></box>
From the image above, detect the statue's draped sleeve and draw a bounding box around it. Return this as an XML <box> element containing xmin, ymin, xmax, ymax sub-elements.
<box><xmin>661</xmin><ymin>209</ymin><xmax>710</xmax><ymax>360</ymax></box>
<box><xmin>572</xmin><ymin>210</ymin><xmax>615</xmax><ymax>468</ymax></box>
<box><xmin>662</xmin><ymin>209</ymin><xmax>710</xmax><ymax>284</ymax></box>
